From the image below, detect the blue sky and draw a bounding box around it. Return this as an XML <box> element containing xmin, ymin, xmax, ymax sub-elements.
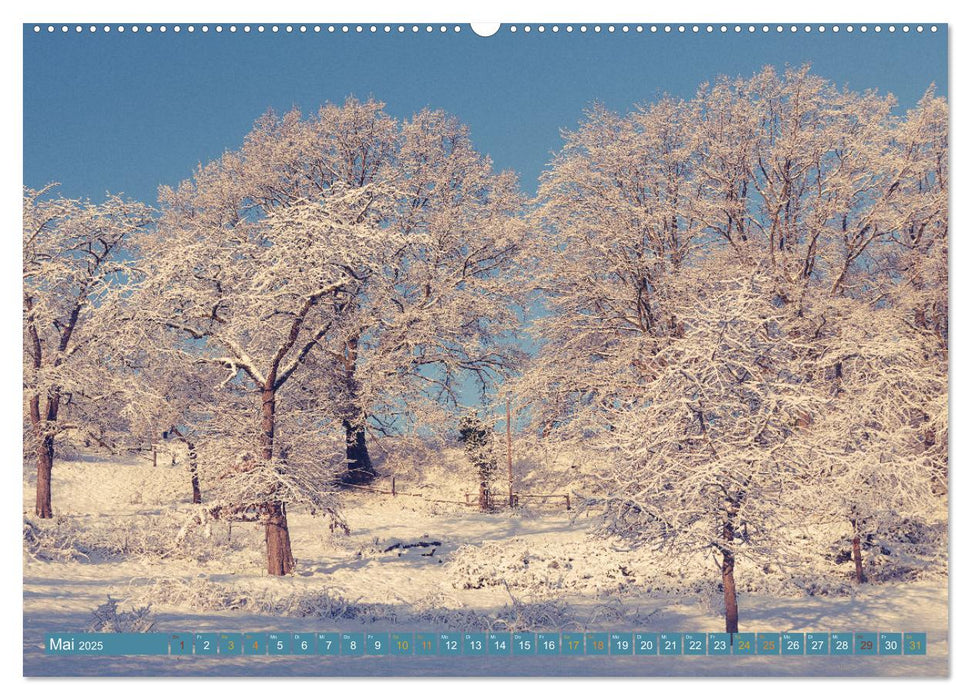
<box><xmin>24</xmin><ymin>25</ymin><xmax>947</xmax><ymax>202</ymax></box>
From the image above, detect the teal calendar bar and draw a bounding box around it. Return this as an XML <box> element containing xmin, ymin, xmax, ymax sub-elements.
<box><xmin>733</xmin><ymin>633</ymin><xmax>756</xmax><ymax>655</ymax></box>
<box><xmin>683</xmin><ymin>633</ymin><xmax>706</xmax><ymax>655</ymax></box>
<box><xmin>757</xmin><ymin>633</ymin><xmax>780</xmax><ymax>655</ymax></box>
<box><xmin>439</xmin><ymin>632</ymin><xmax>462</xmax><ymax>655</ymax></box>
<box><xmin>904</xmin><ymin>633</ymin><xmax>927</xmax><ymax>655</ymax></box>
<box><xmin>367</xmin><ymin>632</ymin><xmax>389</xmax><ymax>655</ymax></box>
<box><xmin>781</xmin><ymin>633</ymin><xmax>804</xmax><ymax>655</ymax></box>
<box><xmin>586</xmin><ymin>632</ymin><xmax>609</xmax><ymax>655</ymax></box>
<box><xmin>463</xmin><ymin>632</ymin><xmax>486</xmax><ymax>655</ymax></box>
<box><xmin>341</xmin><ymin>633</ymin><xmax>364</xmax><ymax>655</ymax></box>
<box><xmin>415</xmin><ymin>633</ymin><xmax>437</xmax><ymax>655</ymax></box>
<box><xmin>316</xmin><ymin>632</ymin><xmax>339</xmax><ymax>655</ymax></box>
<box><xmin>537</xmin><ymin>632</ymin><xmax>559</xmax><ymax>655</ymax></box>
<box><xmin>610</xmin><ymin>632</ymin><xmax>633</xmax><ymax>655</ymax></box>
<box><xmin>708</xmin><ymin>633</ymin><xmax>731</xmax><ymax>655</ymax></box>
<box><xmin>635</xmin><ymin>633</ymin><xmax>658</xmax><ymax>655</ymax></box>
<box><xmin>218</xmin><ymin>633</ymin><xmax>242</xmax><ymax>655</ymax></box>
<box><xmin>659</xmin><ymin>633</ymin><xmax>682</xmax><ymax>655</ymax></box>
<box><xmin>513</xmin><ymin>632</ymin><xmax>536</xmax><ymax>655</ymax></box>
<box><xmin>169</xmin><ymin>633</ymin><xmax>192</xmax><ymax>655</ymax></box>
<box><xmin>806</xmin><ymin>633</ymin><xmax>828</xmax><ymax>655</ymax></box>
<box><xmin>561</xmin><ymin>632</ymin><xmax>584</xmax><ymax>655</ymax></box>
<box><xmin>243</xmin><ymin>633</ymin><xmax>267</xmax><ymax>655</ymax></box>
<box><xmin>488</xmin><ymin>632</ymin><xmax>511</xmax><ymax>655</ymax></box>
<box><xmin>194</xmin><ymin>633</ymin><xmax>217</xmax><ymax>655</ymax></box>
<box><xmin>291</xmin><ymin>633</ymin><xmax>314</xmax><ymax>655</ymax></box>
<box><xmin>45</xmin><ymin>633</ymin><xmax>168</xmax><ymax>655</ymax></box>
<box><xmin>268</xmin><ymin>633</ymin><xmax>291</xmax><ymax>655</ymax></box>
<box><xmin>43</xmin><ymin>631</ymin><xmax>931</xmax><ymax>656</ymax></box>
<box><xmin>855</xmin><ymin>633</ymin><xmax>878</xmax><ymax>655</ymax></box>
<box><xmin>390</xmin><ymin>631</ymin><xmax>413</xmax><ymax>654</ymax></box>
<box><xmin>879</xmin><ymin>633</ymin><xmax>902</xmax><ymax>655</ymax></box>
<box><xmin>831</xmin><ymin>632</ymin><xmax>853</xmax><ymax>655</ymax></box>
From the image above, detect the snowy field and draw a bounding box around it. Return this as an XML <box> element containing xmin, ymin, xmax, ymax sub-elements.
<box><xmin>23</xmin><ymin>454</ymin><xmax>948</xmax><ymax>677</ymax></box>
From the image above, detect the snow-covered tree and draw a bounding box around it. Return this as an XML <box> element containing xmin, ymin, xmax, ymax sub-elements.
<box><xmin>515</xmin><ymin>97</ymin><xmax>697</xmax><ymax>445</ymax></box>
<box><xmin>688</xmin><ymin>68</ymin><xmax>949</xmax><ymax>583</ymax></box>
<box><xmin>305</xmin><ymin>105</ymin><xmax>528</xmax><ymax>484</ymax></box>
<box><xmin>892</xmin><ymin>90</ymin><xmax>949</xmax><ymax>346</ymax></box>
<box><xmin>882</xmin><ymin>89</ymin><xmax>949</xmax><ymax>490</ymax></box>
<box><xmin>139</xmin><ymin>184</ymin><xmax>382</xmax><ymax>574</ymax></box>
<box><xmin>523</xmin><ymin>66</ymin><xmax>948</xmax><ymax>626</ymax></box>
<box><xmin>116</xmin><ymin>339</ymin><xmax>226</xmax><ymax>504</ymax></box>
<box><xmin>593</xmin><ymin>261</ymin><xmax>826</xmax><ymax>633</ymax></box>
<box><xmin>692</xmin><ymin>67</ymin><xmax>946</xmax><ymax>305</ymax></box>
<box><xmin>23</xmin><ymin>185</ymin><xmax>153</xmax><ymax>517</ymax></box>
<box><xmin>795</xmin><ymin>301</ymin><xmax>947</xmax><ymax>584</ymax></box>
<box><xmin>138</xmin><ymin>98</ymin><xmax>525</xmax><ymax>575</ymax></box>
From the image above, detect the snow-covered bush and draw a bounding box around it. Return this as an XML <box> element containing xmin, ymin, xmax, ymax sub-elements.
<box><xmin>22</xmin><ymin>511</ymin><xmax>255</xmax><ymax>564</ymax></box>
<box><xmin>131</xmin><ymin>577</ymin><xmax>366</xmax><ymax>619</ymax></box>
<box><xmin>459</xmin><ymin>413</ymin><xmax>499</xmax><ymax>483</ymax></box>
<box><xmin>88</xmin><ymin>596</ymin><xmax>155</xmax><ymax>633</ymax></box>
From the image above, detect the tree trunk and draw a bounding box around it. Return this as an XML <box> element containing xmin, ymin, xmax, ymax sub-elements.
<box><xmin>478</xmin><ymin>481</ymin><xmax>491</xmax><ymax>512</ymax></box>
<box><xmin>265</xmin><ymin>501</ymin><xmax>295</xmax><ymax>576</ymax></box>
<box><xmin>721</xmin><ymin>515</ymin><xmax>739</xmax><ymax>634</ymax></box>
<box><xmin>30</xmin><ymin>391</ymin><xmax>58</xmax><ymax>519</ymax></box>
<box><xmin>850</xmin><ymin>520</ymin><xmax>867</xmax><ymax>584</ymax></box>
<box><xmin>170</xmin><ymin>428</ymin><xmax>202</xmax><ymax>504</ymax></box>
<box><xmin>338</xmin><ymin>336</ymin><xmax>375</xmax><ymax>486</ymax></box>
<box><xmin>722</xmin><ymin>549</ymin><xmax>739</xmax><ymax>634</ymax></box>
<box><xmin>34</xmin><ymin>433</ymin><xmax>54</xmax><ymax>519</ymax></box>
<box><xmin>851</xmin><ymin>536</ymin><xmax>866</xmax><ymax>584</ymax></box>
<box><xmin>187</xmin><ymin>440</ymin><xmax>202</xmax><ymax>504</ymax></box>
<box><xmin>506</xmin><ymin>398</ymin><xmax>514</xmax><ymax>507</ymax></box>
<box><xmin>341</xmin><ymin>419</ymin><xmax>375</xmax><ymax>486</ymax></box>
<box><xmin>260</xmin><ymin>385</ymin><xmax>294</xmax><ymax>576</ymax></box>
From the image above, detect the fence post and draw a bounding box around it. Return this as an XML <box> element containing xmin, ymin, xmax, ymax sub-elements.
<box><xmin>565</xmin><ymin>494</ymin><xmax>571</xmax><ymax>511</ymax></box>
<box><xmin>392</xmin><ymin>476</ymin><xmax>396</xmax><ymax>497</ymax></box>
<box><xmin>479</xmin><ymin>482</ymin><xmax>490</xmax><ymax>512</ymax></box>
<box><xmin>506</xmin><ymin>398</ymin><xmax>514</xmax><ymax>508</ymax></box>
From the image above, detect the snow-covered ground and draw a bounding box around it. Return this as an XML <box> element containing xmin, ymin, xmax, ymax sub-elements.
<box><xmin>23</xmin><ymin>454</ymin><xmax>948</xmax><ymax>676</ymax></box>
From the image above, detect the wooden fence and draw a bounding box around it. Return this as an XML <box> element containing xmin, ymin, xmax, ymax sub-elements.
<box><xmin>344</xmin><ymin>478</ymin><xmax>571</xmax><ymax>511</ymax></box>
<box><xmin>343</xmin><ymin>479</ymin><xmax>471</xmax><ymax>507</ymax></box>
<box><xmin>463</xmin><ymin>490</ymin><xmax>571</xmax><ymax>511</ymax></box>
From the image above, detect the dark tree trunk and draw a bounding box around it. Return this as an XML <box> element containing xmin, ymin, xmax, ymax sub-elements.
<box><xmin>721</xmin><ymin>515</ymin><xmax>740</xmax><ymax>634</ymax></box>
<box><xmin>850</xmin><ymin>520</ymin><xmax>867</xmax><ymax>584</ymax></box>
<box><xmin>337</xmin><ymin>336</ymin><xmax>375</xmax><ymax>486</ymax></box>
<box><xmin>34</xmin><ymin>433</ymin><xmax>54</xmax><ymax>519</ymax></box>
<box><xmin>187</xmin><ymin>440</ymin><xmax>202</xmax><ymax>504</ymax></box>
<box><xmin>170</xmin><ymin>428</ymin><xmax>202</xmax><ymax>504</ymax></box>
<box><xmin>506</xmin><ymin>399</ymin><xmax>514</xmax><ymax>507</ymax></box>
<box><xmin>852</xmin><ymin>536</ymin><xmax>866</xmax><ymax>584</ymax></box>
<box><xmin>478</xmin><ymin>481</ymin><xmax>491</xmax><ymax>512</ymax></box>
<box><xmin>341</xmin><ymin>419</ymin><xmax>375</xmax><ymax>486</ymax></box>
<box><xmin>25</xmin><ymin>298</ymin><xmax>77</xmax><ymax>521</ymax></box>
<box><xmin>265</xmin><ymin>501</ymin><xmax>295</xmax><ymax>575</ymax></box>
<box><xmin>260</xmin><ymin>385</ymin><xmax>294</xmax><ymax>576</ymax></box>
<box><xmin>722</xmin><ymin>550</ymin><xmax>739</xmax><ymax>634</ymax></box>
<box><xmin>30</xmin><ymin>391</ymin><xmax>58</xmax><ymax>519</ymax></box>
<box><xmin>922</xmin><ymin>419</ymin><xmax>947</xmax><ymax>495</ymax></box>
